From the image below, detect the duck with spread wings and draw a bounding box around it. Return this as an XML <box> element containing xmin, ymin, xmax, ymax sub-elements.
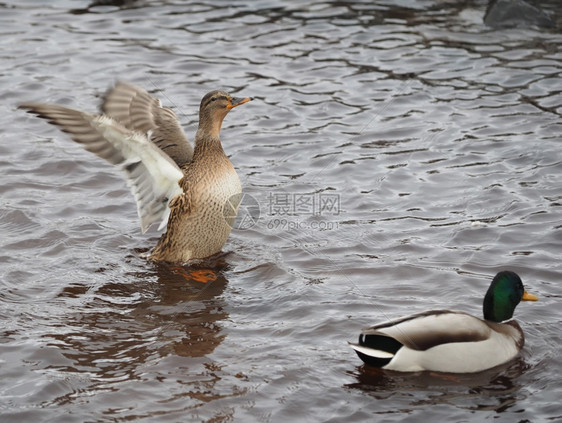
<box><xmin>20</xmin><ymin>82</ymin><xmax>252</xmax><ymax>263</ymax></box>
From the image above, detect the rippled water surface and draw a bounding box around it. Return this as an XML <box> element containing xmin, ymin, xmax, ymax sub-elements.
<box><xmin>1</xmin><ymin>1</ymin><xmax>561</xmax><ymax>421</ymax></box>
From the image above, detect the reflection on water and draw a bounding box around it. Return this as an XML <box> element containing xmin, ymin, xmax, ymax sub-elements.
<box><xmin>347</xmin><ymin>357</ymin><xmax>530</xmax><ymax>414</ymax></box>
<box><xmin>42</xmin><ymin>258</ymin><xmax>232</xmax><ymax>412</ymax></box>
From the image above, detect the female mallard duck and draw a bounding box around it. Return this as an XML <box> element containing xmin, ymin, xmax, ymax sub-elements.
<box><xmin>20</xmin><ymin>82</ymin><xmax>252</xmax><ymax>263</ymax></box>
<box><xmin>350</xmin><ymin>271</ymin><xmax>538</xmax><ymax>373</ymax></box>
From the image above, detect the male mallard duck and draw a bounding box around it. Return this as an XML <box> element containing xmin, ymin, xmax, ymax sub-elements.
<box><xmin>20</xmin><ymin>82</ymin><xmax>252</xmax><ymax>263</ymax></box>
<box><xmin>350</xmin><ymin>271</ymin><xmax>538</xmax><ymax>373</ymax></box>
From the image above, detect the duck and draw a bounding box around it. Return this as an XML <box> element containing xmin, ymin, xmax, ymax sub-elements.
<box><xmin>350</xmin><ymin>271</ymin><xmax>538</xmax><ymax>373</ymax></box>
<box><xmin>20</xmin><ymin>82</ymin><xmax>252</xmax><ymax>263</ymax></box>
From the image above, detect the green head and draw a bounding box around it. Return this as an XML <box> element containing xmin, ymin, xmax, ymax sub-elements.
<box><xmin>483</xmin><ymin>271</ymin><xmax>538</xmax><ymax>322</ymax></box>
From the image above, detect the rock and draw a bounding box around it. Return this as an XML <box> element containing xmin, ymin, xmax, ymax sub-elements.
<box><xmin>484</xmin><ymin>0</ymin><xmax>554</xmax><ymax>28</ymax></box>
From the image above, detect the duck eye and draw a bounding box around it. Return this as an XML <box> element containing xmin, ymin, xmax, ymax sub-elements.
<box><xmin>210</xmin><ymin>97</ymin><xmax>217</xmax><ymax>102</ymax></box>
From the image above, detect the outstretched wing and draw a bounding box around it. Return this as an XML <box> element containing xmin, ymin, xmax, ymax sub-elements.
<box><xmin>20</xmin><ymin>103</ymin><xmax>184</xmax><ymax>233</ymax></box>
<box><xmin>102</xmin><ymin>82</ymin><xmax>193</xmax><ymax>167</ymax></box>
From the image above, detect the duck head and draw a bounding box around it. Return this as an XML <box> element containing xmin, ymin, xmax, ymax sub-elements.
<box><xmin>197</xmin><ymin>90</ymin><xmax>252</xmax><ymax>138</ymax></box>
<box><xmin>483</xmin><ymin>271</ymin><xmax>538</xmax><ymax>322</ymax></box>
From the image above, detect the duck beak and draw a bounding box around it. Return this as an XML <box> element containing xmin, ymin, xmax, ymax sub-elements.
<box><xmin>522</xmin><ymin>291</ymin><xmax>539</xmax><ymax>301</ymax></box>
<box><xmin>227</xmin><ymin>96</ymin><xmax>253</xmax><ymax>110</ymax></box>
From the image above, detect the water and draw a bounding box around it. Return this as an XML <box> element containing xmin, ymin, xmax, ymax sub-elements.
<box><xmin>1</xmin><ymin>1</ymin><xmax>561</xmax><ymax>421</ymax></box>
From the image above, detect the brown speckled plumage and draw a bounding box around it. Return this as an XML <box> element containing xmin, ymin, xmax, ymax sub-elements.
<box><xmin>20</xmin><ymin>82</ymin><xmax>252</xmax><ymax>263</ymax></box>
<box><xmin>151</xmin><ymin>132</ymin><xmax>242</xmax><ymax>262</ymax></box>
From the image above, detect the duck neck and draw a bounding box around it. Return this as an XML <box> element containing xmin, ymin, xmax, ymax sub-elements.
<box><xmin>197</xmin><ymin>107</ymin><xmax>226</xmax><ymax>139</ymax></box>
<box><xmin>193</xmin><ymin>131</ymin><xmax>226</xmax><ymax>159</ymax></box>
<box><xmin>193</xmin><ymin>108</ymin><xmax>228</xmax><ymax>159</ymax></box>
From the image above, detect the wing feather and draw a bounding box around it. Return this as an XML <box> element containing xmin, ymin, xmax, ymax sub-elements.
<box><xmin>362</xmin><ymin>310</ymin><xmax>491</xmax><ymax>351</ymax></box>
<box><xmin>20</xmin><ymin>103</ymin><xmax>184</xmax><ymax>233</ymax></box>
<box><xmin>102</xmin><ymin>82</ymin><xmax>193</xmax><ymax>167</ymax></box>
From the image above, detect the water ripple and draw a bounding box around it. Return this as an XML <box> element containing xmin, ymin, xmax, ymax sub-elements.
<box><xmin>0</xmin><ymin>0</ymin><xmax>561</xmax><ymax>421</ymax></box>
